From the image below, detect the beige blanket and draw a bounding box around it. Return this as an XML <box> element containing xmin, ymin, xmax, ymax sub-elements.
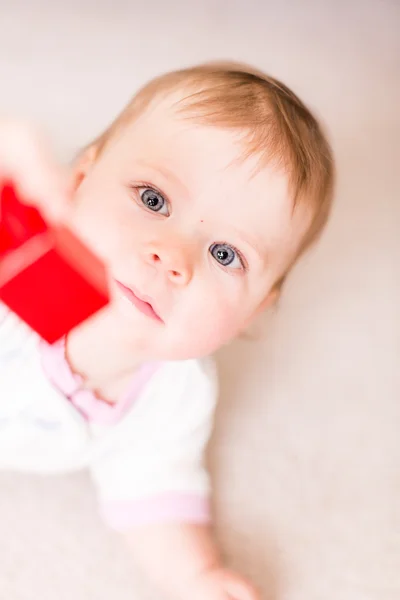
<box><xmin>0</xmin><ymin>1</ymin><xmax>398</xmax><ymax>598</ymax></box>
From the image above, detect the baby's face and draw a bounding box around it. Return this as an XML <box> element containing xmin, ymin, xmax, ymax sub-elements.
<box><xmin>69</xmin><ymin>99</ymin><xmax>309</xmax><ymax>360</ymax></box>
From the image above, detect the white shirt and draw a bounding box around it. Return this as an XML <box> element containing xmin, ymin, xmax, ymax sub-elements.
<box><xmin>0</xmin><ymin>303</ymin><xmax>218</xmax><ymax>530</ymax></box>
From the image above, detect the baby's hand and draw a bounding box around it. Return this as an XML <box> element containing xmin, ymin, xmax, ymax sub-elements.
<box><xmin>0</xmin><ymin>120</ymin><xmax>70</xmax><ymax>220</ymax></box>
<box><xmin>189</xmin><ymin>567</ymin><xmax>260</xmax><ymax>600</ymax></box>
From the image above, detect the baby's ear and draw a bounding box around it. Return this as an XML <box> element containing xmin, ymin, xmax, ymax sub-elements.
<box><xmin>255</xmin><ymin>279</ymin><xmax>283</xmax><ymax>315</ymax></box>
<box><xmin>240</xmin><ymin>280</ymin><xmax>283</xmax><ymax>337</ymax></box>
<box><xmin>70</xmin><ymin>145</ymin><xmax>98</xmax><ymax>192</ymax></box>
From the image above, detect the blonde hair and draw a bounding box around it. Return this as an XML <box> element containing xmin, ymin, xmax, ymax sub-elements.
<box><xmin>90</xmin><ymin>61</ymin><xmax>334</xmax><ymax>284</ymax></box>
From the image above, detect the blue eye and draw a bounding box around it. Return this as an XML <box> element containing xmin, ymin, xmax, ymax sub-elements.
<box><xmin>139</xmin><ymin>188</ymin><xmax>169</xmax><ymax>216</ymax></box>
<box><xmin>210</xmin><ymin>243</ymin><xmax>243</xmax><ymax>269</ymax></box>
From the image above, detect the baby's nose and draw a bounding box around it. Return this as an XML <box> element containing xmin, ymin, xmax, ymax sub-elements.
<box><xmin>145</xmin><ymin>245</ymin><xmax>193</xmax><ymax>285</ymax></box>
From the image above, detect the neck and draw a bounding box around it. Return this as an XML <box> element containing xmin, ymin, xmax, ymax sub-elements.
<box><xmin>65</xmin><ymin>306</ymin><xmax>148</xmax><ymax>393</ymax></box>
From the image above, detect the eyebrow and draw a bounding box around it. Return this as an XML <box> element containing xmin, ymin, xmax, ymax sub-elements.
<box><xmin>234</xmin><ymin>231</ymin><xmax>266</xmax><ymax>263</ymax></box>
<box><xmin>135</xmin><ymin>159</ymin><xmax>189</xmax><ymax>196</ymax></box>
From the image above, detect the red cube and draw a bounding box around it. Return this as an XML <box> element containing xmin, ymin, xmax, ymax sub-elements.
<box><xmin>0</xmin><ymin>182</ymin><xmax>109</xmax><ymax>343</ymax></box>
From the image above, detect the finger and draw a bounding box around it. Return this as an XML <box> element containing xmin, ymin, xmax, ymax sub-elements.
<box><xmin>0</xmin><ymin>121</ymin><xmax>71</xmax><ymax>221</ymax></box>
<box><xmin>224</xmin><ymin>578</ymin><xmax>260</xmax><ymax>600</ymax></box>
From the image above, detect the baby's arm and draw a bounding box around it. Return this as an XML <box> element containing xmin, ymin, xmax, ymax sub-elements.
<box><xmin>91</xmin><ymin>359</ymin><xmax>260</xmax><ymax>600</ymax></box>
<box><xmin>125</xmin><ymin>522</ymin><xmax>258</xmax><ymax>600</ymax></box>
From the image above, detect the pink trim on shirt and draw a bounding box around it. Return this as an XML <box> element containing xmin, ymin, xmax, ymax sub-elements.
<box><xmin>39</xmin><ymin>338</ymin><xmax>160</xmax><ymax>425</ymax></box>
<box><xmin>100</xmin><ymin>493</ymin><xmax>211</xmax><ymax>530</ymax></box>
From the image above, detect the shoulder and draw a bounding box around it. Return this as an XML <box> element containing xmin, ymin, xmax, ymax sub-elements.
<box><xmin>158</xmin><ymin>355</ymin><xmax>217</xmax><ymax>386</ymax></box>
<box><xmin>140</xmin><ymin>356</ymin><xmax>219</xmax><ymax>426</ymax></box>
<box><xmin>154</xmin><ymin>356</ymin><xmax>218</xmax><ymax>399</ymax></box>
<box><xmin>0</xmin><ymin>302</ymin><xmax>38</xmax><ymax>358</ymax></box>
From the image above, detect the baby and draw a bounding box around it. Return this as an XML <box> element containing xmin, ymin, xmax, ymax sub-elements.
<box><xmin>0</xmin><ymin>62</ymin><xmax>334</xmax><ymax>599</ymax></box>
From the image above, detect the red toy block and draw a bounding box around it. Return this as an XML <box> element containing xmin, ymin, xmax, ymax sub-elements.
<box><xmin>0</xmin><ymin>181</ymin><xmax>110</xmax><ymax>343</ymax></box>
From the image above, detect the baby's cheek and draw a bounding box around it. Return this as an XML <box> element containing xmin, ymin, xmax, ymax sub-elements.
<box><xmin>69</xmin><ymin>190</ymin><xmax>132</xmax><ymax>266</ymax></box>
<box><xmin>177</xmin><ymin>299</ymin><xmax>244</xmax><ymax>356</ymax></box>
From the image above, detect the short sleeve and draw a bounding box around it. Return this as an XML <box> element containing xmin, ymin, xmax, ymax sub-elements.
<box><xmin>0</xmin><ymin>302</ymin><xmax>38</xmax><ymax>364</ymax></box>
<box><xmin>0</xmin><ymin>303</ymin><xmax>30</xmax><ymax>352</ymax></box>
<box><xmin>89</xmin><ymin>358</ymin><xmax>218</xmax><ymax>531</ymax></box>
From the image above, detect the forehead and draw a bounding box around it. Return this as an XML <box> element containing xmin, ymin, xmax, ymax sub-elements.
<box><xmin>107</xmin><ymin>99</ymin><xmax>309</xmax><ymax>269</ymax></box>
